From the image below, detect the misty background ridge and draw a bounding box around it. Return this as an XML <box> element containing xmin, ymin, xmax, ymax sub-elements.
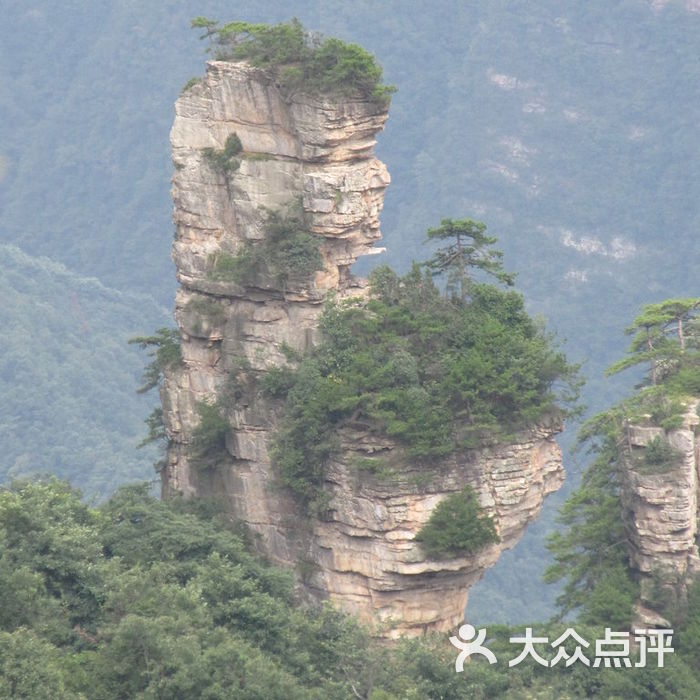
<box><xmin>0</xmin><ymin>0</ymin><xmax>698</xmax><ymax>622</ymax></box>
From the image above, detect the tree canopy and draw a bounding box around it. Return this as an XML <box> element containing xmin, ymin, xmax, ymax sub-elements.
<box><xmin>423</xmin><ymin>218</ymin><xmax>515</xmax><ymax>301</ymax></box>
<box><xmin>128</xmin><ymin>328</ymin><xmax>182</xmax><ymax>395</ymax></box>
<box><xmin>191</xmin><ymin>17</ymin><xmax>395</xmax><ymax>106</ymax></box>
<box><xmin>606</xmin><ymin>297</ymin><xmax>700</xmax><ymax>386</ymax></box>
<box><xmin>415</xmin><ymin>486</ymin><xmax>500</xmax><ymax>559</ymax></box>
<box><xmin>544</xmin><ymin>407</ymin><xmax>637</xmax><ymax>626</ymax></box>
<box><xmin>3</xmin><ymin>476</ymin><xmax>700</xmax><ymax>698</ymax></box>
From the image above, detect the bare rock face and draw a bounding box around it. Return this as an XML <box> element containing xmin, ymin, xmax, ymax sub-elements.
<box><xmin>621</xmin><ymin>403</ymin><xmax>700</xmax><ymax>622</ymax></box>
<box><xmin>162</xmin><ymin>60</ymin><xmax>564</xmax><ymax>636</ymax></box>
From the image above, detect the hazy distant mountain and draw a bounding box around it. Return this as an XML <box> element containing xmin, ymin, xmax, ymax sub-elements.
<box><xmin>0</xmin><ymin>0</ymin><xmax>698</xmax><ymax>620</ymax></box>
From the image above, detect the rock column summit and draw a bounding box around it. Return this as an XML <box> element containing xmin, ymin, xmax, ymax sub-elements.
<box><xmin>161</xmin><ymin>60</ymin><xmax>564</xmax><ymax>637</ymax></box>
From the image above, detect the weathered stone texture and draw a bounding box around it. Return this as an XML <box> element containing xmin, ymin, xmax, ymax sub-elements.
<box><xmin>161</xmin><ymin>59</ymin><xmax>564</xmax><ymax>636</ymax></box>
<box><xmin>621</xmin><ymin>404</ymin><xmax>700</xmax><ymax>621</ymax></box>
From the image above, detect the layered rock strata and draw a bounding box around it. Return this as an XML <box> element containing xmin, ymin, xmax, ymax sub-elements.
<box><xmin>621</xmin><ymin>403</ymin><xmax>700</xmax><ymax>624</ymax></box>
<box><xmin>161</xmin><ymin>59</ymin><xmax>564</xmax><ymax>636</ymax></box>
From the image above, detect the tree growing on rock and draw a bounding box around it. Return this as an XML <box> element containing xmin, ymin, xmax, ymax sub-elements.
<box><xmin>423</xmin><ymin>218</ymin><xmax>515</xmax><ymax>301</ymax></box>
<box><xmin>606</xmin><ymin>297</ymin><xmax>700</xmax><ymax>386</ymax></box>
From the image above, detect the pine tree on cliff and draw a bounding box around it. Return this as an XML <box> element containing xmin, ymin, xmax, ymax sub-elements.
<box><xmin>423</xmin><ymin>218</ymin><xmax>515</xmax><ymax>301</ymax></box>
<box><xmin>606</xmin><ymin>297</ymin><xmax>700</xmax><ymax>386</ymax></box>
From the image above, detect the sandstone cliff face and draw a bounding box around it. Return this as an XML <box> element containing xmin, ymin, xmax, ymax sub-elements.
<box><xmin>161</xmin><ymin>59</ymin><xmax>564</xmax><ymax>636</ymax></box>
<box><xmin>621</xmin><ymin>403</ymin><xmax>700</xmax><ymax>624</ymax></box>
<box><xmin>311</xmin><ymin>424</ymin><xmax>563</xmax><ymax>637</ymax></box>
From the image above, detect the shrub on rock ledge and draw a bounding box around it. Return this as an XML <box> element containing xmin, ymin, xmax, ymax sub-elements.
<box><xmin>415</xmin><ymin>487</ymin><xmax>500</xmax><ymax>559</ymax></box>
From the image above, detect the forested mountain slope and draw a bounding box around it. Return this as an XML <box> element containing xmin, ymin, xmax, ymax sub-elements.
<box><xmin>0</xmin><ymin>245</ymin><xmax>167</xmax><ymax>496</ymax></box>
<box><xmin>1</xmin><ymin>0</ymin><xmax>698</xmax><ymax>620</ymax></box>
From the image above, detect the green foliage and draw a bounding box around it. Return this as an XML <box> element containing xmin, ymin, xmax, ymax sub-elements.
<box><xmin>192</xmin><ymin>18</ymin><xmax>395</xmax><ymax>107</ymax></box>
<box><xmin>129</xmin><ymin>328</ymin><xmax>183</xmax><ymax>468</ymax></box>
<box><xmin>226</xmin><ymin>19</ymin><xmax>307</xmax><ymax>65</ymax></box>
<box><xmin>618</xmin><ymin>385</ymin><xmax>688</xmax><ymax>431</ymax></box>
<box><xmin>190</xmin><ymin>400</ymin><xmax>229</xmax><ymax>471</ymax></box>
<box><xmin>271</xmin><ymin>260</ymin><xmax>578</xmax><ymax>506</ymax></box>
<box><xmin>185</xmin><ymin>296</ymin><xmax>227</xmax><ymax>323</ymax></box>
<box><xmin>181</xmin><ymin>76</ymin><xmax>201</xmax><ymax>93</ymax></box>
<box><xmin>0</xmin><ymin>478</ymin><xmax>396</xmax><ymax>699</ymax></box>
<box><xmin>546</xmin><ymin>297</ymin><xmax>700</xmax><ymax>625</ymax></box>
<box><xmin>678</xmin><ymin>579</ymin><xmax>700</xmax><ymax>672</ymax></box>
<box><xmin>270</xmin><ymin>360</ymin><xmax>341</xmax><ymax>510</ymax></box>
<box><xmin>606</xmin><ymin>297</ymin><xmax>700</xmax><ymax>387</ymax></box>
<box><xmin>260</xmin><ymin>364</ymin><xmax>296</xmax><ymax>398</ymax></box>
<box><xmin>0</xmin><ymin>630</ymin><xmax>77</xmax><ymax>700</ymax></box>
<box><xmin>381</xmin><ymin>622</ymin><xmax>700</xmax><ymax>699</ymax></box>
<box><xmin>545</xmin><ymin>386</ymin><xmax>697</xmax><ymax>626</ymax></box>
<box><xmin>185</xmin><ymin>295</ymin><xmax>228</xmax><ymax>335</ymax></box>
<box><xmin>280</xmin><ymin>341</ymin><xmax>302</xmax><ymax>363</ymax></box>
<box><xmin>305</xmin><ymin>38</ymin><xmax>395</xmax><ymax>105</ymax></box>
<box><xmin>545</xmin><ymin>408</ymin><xmax>637</xmax><ymax>624</ymax></box>
<box><xmin>557</xmin><ymin>638</ymin><xmax>700</xmax><ymax>700</ymax></box>
<box><xmin>210</xmin><ymin>205</ymin><xmax>323</xmax><ymax>290</ymax></box>
<box><xmin>129</xmin><ymin>327</ymin><xmax>182</xmax><ymax>394</ymax></box>
<box><xmin>424</xmin><ymin>218</ymin><xmax>516</xmax><ymax>301</ymax></box>
<box><xmin>641</xmin><ymin>434</ymin><xmax>683</xmax><ymax>472</ymax></box>
<box><xmin>415</xmin><ymin>487</ymin><xmax>500</xmax><ymax>559</ymax></box>
<box><xmin>201</xmin><ymin>132</ymin><xmax>243</xmax><ymax>173</ymax></box>
<box><xmin>137</xmin><ymin>406</ymin><xmax>166</xmax><ymax>449</ymax></box>
<box><xmin>216</xmin><ymin>356</ymin><xmax>255</xmax><ymax>412</ymax></box>
<box><xmin>210</xmin><ymin>250</ymin><xmax>247</xmax><ymax>282</ymax></box>
<box><xmin>4</xmin><ymin>477</ymin><xmax>700</xmax><ymax>698</ymax></box>
<box><xmin>351</xmin><ymin>456</ymin><xmax>395</xmax><ymax>479</ymax></box>
<box><xmin>577</xmin><ymin>562</ymin><xmax>638</xmax><ymax>628</ymax></box>
<box><xmin>263</xmin><ymin>208</ymin><xmax>324</xmax><ymax>283</ymax></box>
<box><xmin>0</xmin><ymin>478</ymin><xmax>104</xmax><ymax>637</ymax></box>
<box><xmin>241</xmin><ymin>151</ymin><xmax>274</xmax><ymax>162</ymax></box>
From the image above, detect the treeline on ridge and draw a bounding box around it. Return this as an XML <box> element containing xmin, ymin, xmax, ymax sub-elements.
<box><xmin>189</xmin><ymin>17</ymin><xmax>395</xmax><ymax>106</ymax></box>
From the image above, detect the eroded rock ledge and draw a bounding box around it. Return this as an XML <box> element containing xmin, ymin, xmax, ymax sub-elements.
<box><xmin>161</xmin><ymin>59</ymin><xmax>564</xmax><ymax>637</ymax></box>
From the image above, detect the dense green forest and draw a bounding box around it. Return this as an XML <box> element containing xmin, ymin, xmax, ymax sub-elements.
<box><xmin>2</xmin><ymin>477</ymin><xmax>699</xmax><ymax>698</ymax></box>
<box><xmin>1</xmin><ymin>0</ymin><xmax>699</xmax><ymax>624</ymax></box>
